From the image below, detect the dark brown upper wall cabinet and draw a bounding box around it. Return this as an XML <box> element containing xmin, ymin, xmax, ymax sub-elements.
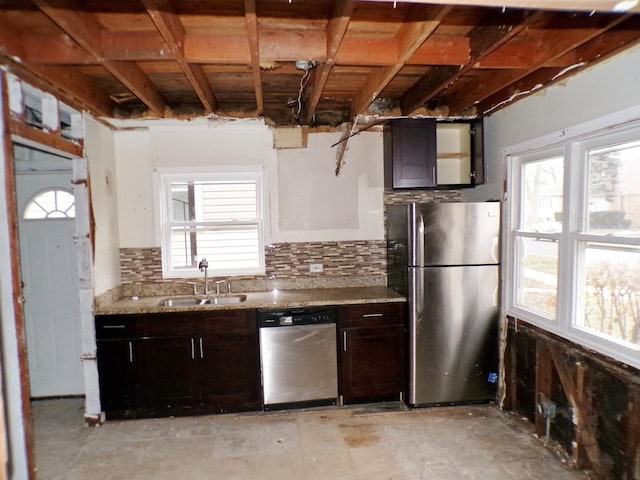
<box><xmin>384</xmin><ymin>118</ymin><xmax>437</xmax><ymax>189</ymax></box>
<box><xmin>384</xmin><ymin>118</ymin><xmax>485</xmax><ymax>189</ymax></box>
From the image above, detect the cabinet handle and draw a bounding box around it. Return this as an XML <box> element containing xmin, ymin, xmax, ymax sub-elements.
<box><xmin>103</xmin><ymin>325</ymin><xmax>126</xmax><ymax>329</ymax></box>
<box><xmin>362</xmin><ymin>313</ymin><xmax>383</xmax><ymax>318</ymax></box>
<box><xmin>191</xmin><ymin>338</ymin><xmax>195</xmax><ymax>360</ymax></box>
<box><xmin>128</xmin><ymin>341</ymin><xmax>133</xmax><ymax>363</ymax></box>
<box><xmin>343</xmin><ymin>331</ymin><xmax>347</xmax><ymax>352</ymax></box>
<box><xmin>199</xmin><ymin>337</ymin><xmax>204</xmax><ymax>359</ymax></box>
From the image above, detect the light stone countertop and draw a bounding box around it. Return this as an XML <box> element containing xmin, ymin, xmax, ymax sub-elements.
<box><xmin>95</xmin><ymin>286</ymin><xmax>406</xmax><ymax>316</ymax></box>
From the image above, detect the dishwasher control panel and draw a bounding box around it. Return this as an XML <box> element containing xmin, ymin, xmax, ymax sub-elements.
<box><xmin>258</xmin><ymin>307</ymin><xmax>336</xmax><ymax>327</ymax></box>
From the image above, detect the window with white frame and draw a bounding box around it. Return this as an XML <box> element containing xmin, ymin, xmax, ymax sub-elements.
<box><xmin>507</xmin><ymin>120</ymin><xmax>640</xmax><ymax>368</ymax></box>
<box><xmin>158</xmin><ymin>168</ymin><xmax>266</xmax><ymax>278</ymax></box>
<box><xmin>512</xmin><ymin>152</ymin><xmax>564</xmax><ymax>319</ymax></box>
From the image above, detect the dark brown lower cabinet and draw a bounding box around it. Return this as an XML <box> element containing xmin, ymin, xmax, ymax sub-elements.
<box><xmin>96</xmin><ymin>338</ymin><xmax>138</xmax><ymax>418</ymax></box>
<box><xmin>199</xmin><ymin>309</ymin><xmax>261</xmax><ymax>413</ymax></box>
<box><xmin>136</xmin><ymin>337</ymin><xmax>203</xmax><ymax>417</ymax></box>
<box><xmin>338</xmin><ymin>303</ymin><xmax>407</xmax><ymax>404</ymax></box>
<box><xmin>95</xmin><ymin>309</ymin><xmax>261</xmax><ymax>419</ymax></box>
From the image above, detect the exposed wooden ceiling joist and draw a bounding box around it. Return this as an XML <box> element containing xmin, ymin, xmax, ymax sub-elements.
<box><xmin>401</xmin><ymin>9</ymin><xmax>541</xmax><ymax>115</ymax></box>
<box><xmin>350</xmin><ymin>4</ymin><xmax>451</xmax><ymax>117</ymax></box>
<box><xmin>32</xmin><ymin>0</ymin><xmax>166</xmax><ymax>116</ymax></box>
<box><xmin>142</xmin><ymin>0</ymin><xmax>217</xmax><ymax>113</ymax></box>
<box><xmin>0</xmin><ymin>1</ymin><xmax>638</xmax><ymax>126</ymax></box>
<box><xmin>302</xmin><ymin>0</ymin><xmax>356</xmax><ymax>124</ymax></box>
<box><xmin>365</xmin><ymin>0</ymin><xmax>640</xmax><ymax>13</ymax></box>
<box><xmin>244</xmin><ymin>0</ymin><xmax>264</xmax><ymax>115</ymax></box>
<box><xmin>443</xmin><ymin>11</ymin><xmax>634</xmax><ymax>114</ymax></box>
<box><xmin>0</xmin><ymin>14</ymin><xmax>114</xmax><ymax>117</ymax></box>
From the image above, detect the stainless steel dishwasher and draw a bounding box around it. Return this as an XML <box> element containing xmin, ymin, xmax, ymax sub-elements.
<box><xmin>259</xmin><ymin>307</ymin><xmax>338</xmax><ymax>409</ymax></box>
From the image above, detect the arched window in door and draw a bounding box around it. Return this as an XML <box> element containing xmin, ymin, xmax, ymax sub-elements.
<box><xmin>23</xmin><ymin>188</ymin><xmax>75</xmax><ymax>219</ymax></box>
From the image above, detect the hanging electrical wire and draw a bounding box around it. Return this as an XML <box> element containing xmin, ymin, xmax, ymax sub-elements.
<box><xmin>294</xmin><ymin>67</ymin><xmax>312</xmax><ymax>123</ymax></box>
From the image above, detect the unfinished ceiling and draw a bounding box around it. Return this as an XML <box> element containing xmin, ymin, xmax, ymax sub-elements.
<box><xmin>1</xmin><ymin>0</ymin><xmax>639</xmax><ymax>126</ymax></box>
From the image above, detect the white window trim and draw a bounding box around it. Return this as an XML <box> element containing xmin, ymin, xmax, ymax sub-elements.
<box><xmin>503</xmin><ymin>105</ymin><xmax>640</xmax><ymax>369</ymax></box>
<box><xmin>155</xmin><ymin>166</ymin><xmax>267</xmax><ymax>279</ymax></box>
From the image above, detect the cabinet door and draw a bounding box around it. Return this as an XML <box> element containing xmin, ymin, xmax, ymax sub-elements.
<box><xmin>200</xmin><ymin>332</ymin><xmax>261</xmax><ymax>413</ymax></box>
<box><xmin>470</xmin><ymin>118</ymin><xmax>485</xmax><ymax>186</ymax></box>
<box><xmin>97</xmin><ymin>339</ymin><xmax>138</xmax><ymax>419</ymax></box>
<box><xmin>384</xmin><ymin>118</ymin><xmax>437</xmax><ymax>188</ymax></box>
<box><xmin>340</xmin><ymin>325</ymin><xmax>406</xmax><ymax>404</ymax></box>
<box><xmin>136</xmin><ymin>337</ymin><xmax>202</xmax><ymax>417</ymax></box>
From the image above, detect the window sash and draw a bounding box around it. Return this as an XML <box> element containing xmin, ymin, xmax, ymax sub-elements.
<box><xmin>159</xmin><ymin>169</ymin><xmax>265</xmax><ymax>278</ymax></box>
<box><xmin>505</xmin><ymin>120</ymin><xmax>640</xmax><ymax>368</ymax></box>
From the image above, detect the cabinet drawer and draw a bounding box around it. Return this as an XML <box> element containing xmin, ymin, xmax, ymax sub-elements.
<box><xmin>338</xmin><ymin>303</ymin><xmax>406</xmax><ymax>328</ymax></box>
<box><xmin>96</xmin><ymin>315</ymin><xmax>137</xmax><ymax>339</ymax></box>
<box><xmin>136</xmin><ymin>313</ymin><xmax>195</xmax><ymax>337</ymax></box>
<box><xmin>198</xmin><ymin>309</ymin><xmax>257</xmax><ymax>334</ymax></box>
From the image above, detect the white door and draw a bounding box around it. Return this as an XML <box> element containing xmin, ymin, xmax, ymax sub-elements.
<box><xmin>16</xmin><ymin>172</ymin><xmax>84</xmax><ymax>397</ymax></box>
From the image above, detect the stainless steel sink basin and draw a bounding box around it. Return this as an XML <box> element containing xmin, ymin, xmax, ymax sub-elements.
<box><xmin>158</xmin><ymin>294</ymin><xmax>247</xmax><ymax>307</ymax></box>
<box><xmin>158</xmin><ymin>297</ymin><xmax>208</xmax><ymax>307</ymax></box>
<box><xmin>208</xmin><ymin>294</ymin><xmax>247</xmax><ymax>305</ymax></box>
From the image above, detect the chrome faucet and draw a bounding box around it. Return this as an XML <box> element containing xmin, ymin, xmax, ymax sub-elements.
<box><xmin>214</xmin><ymin>279</ymin><xmax>230</xmax><ymax>295</ymax></box>
<box><xmin>198</xmin><ymin>257</ymin><xmax>210</xmax><ymax>294</ymax></box>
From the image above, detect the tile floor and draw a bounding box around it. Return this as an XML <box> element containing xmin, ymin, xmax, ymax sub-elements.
<box><xmin>34</xmin><ymin>399</ymin><xmax>590</xmax><ymax>480</ymax></box>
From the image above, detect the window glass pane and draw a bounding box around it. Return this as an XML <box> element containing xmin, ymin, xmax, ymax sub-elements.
<box><xmin>522</xmin><ymin>157</ymin><xmax>563</xmax><ymax>233</ymax></box>
<box><xmin>515</xmin><ymin>236</ymin><xmax>558</xmax><ymax>317</ymax></box>
<box><xmin>169</xmin><ymin>226</ymin><xmax>195</xmax><ymax>269</ymax></box>
<box><xmin>169</xmin><ymin>225</ymin><xmax>260</xmax><ymax>271</ymax></box>
<box><xmin>163</xmin><ymin>172</ymin><xmax>264</xmax><ymax>277</ymax></box>
<box><xmin>586</xmin><ymin>140</ymin><xmax>640</xmax><ymax>237</ymax></box>
<box><xmin>581</xmin><ymin>243</ymin><xmax>640</xmax><ymax>346</ymax></box>
<box><xmin>170</xmin><ymin>180</ymin><xmax>257</xmax><ymax>223</ymax></box>
<box><xmin>171</xmin><ymin>183</ymin><xmax>192</xmax><ymax>222</ymax></box>
<box><xmin>24</xmin><ymin>189</ymin><xmax>75</xmax><ymax>219</ymax></box>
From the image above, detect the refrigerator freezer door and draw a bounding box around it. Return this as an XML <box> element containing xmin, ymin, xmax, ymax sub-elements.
<box><xmin>409</xmin><ymin>264</ymin><xmax>499</xmax><ymax>405</ymax></box>
<box><xmin>409</xmin><ymin>202</ymin><xmax>500</xmax><ymax>267</ymax></box>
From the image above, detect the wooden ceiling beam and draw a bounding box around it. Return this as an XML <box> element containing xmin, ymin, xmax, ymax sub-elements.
<box><xmin>475</xmin><ymin>23</ymin><xmax>640</xmax><ymax>114</ymax></box>
<box><xmin>244</xmin><ymin>0</ymin><xmax>264</xmax><ymax>115</ymax></box>
<box><xmin>0</xmin><ymin>15</ymin><xmax>114</xmax><ymax>117</ymax></box>
<box><xmin>32</xmin><ymin>0</ymin><xmax>166</xmax><ymax>116</ymax></box>
<box><xmin>350</xmin><ymin>5</ymin><xmax>451</xmax><ymax>117</ymax></box>
<box><xmin>334</xmin><ymin>36</ymin><xmax>470</xmax><ymax>66</ymax></box>
<box><xmin>445</xmin><ymin>12</ymin><xmax>634</xmax><ymax>114</ymax></box>
<box><xmin>22</xmin><ymin>29</ymin><xmax>471</xmax><ymax>67</ymax></box>
<box><xmin>142</xmin><ymin>0</ymin><xmax>217</xmax><ymax>113</ymax></box>
<box><xmin>401</xmin><ymin>9</ymin><xmax>540</xmax><ymax>115</ymax></box>
<box><xmin>474</xmin><ymin>67</ymin><xmax>565</xmax><ymax>115</ymax></box>
<box><xmin>302</xmin><ymin>0</ymin><xmax>356</xmax><ymax>124</ymax></box>
<box><xmin>365</xmin><ymin>0</ymin><xmax>640</xmax><ymax>13</ymax></box>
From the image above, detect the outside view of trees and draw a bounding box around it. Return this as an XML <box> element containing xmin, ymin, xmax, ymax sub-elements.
<box><xmin>583</xmin><ymin>142</ymin><xmax>640</xmax><ymax>346</ymax></box>
<box><xmin>518</xmin><ymin>141</ymin><xmax>640</xmax><ymax>347</ymax></box>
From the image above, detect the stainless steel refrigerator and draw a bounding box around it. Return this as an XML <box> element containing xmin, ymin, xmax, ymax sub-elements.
<box><xmin>387</xmin><ymin>202</ymin><xmax>500</xmax><ymax>406</ymax></box>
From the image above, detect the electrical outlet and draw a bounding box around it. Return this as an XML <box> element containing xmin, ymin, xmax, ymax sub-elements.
<box><xmin>310</xmin><ymin>263</ymin><xmax>324</xmax><ymax>273</ymax></box>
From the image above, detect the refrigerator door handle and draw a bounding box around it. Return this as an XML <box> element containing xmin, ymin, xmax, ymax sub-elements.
<box><xmin>415</xmin><ymin>212</ymin><xmax>425</xmax><ymax>267</ymax></box>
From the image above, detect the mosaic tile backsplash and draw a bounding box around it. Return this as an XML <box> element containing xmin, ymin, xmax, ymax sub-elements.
<box><xmin>120</xmin><ymin>240</ymin><xmax>387</xmax><ymax>285</ymax></box>
<box><xmin>384</xmin><ymin>188</ymin><xmax>461</xmax><ymax>205</ymax></box>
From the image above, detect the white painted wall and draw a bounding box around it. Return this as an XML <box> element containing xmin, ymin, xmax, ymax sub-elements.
<box><xmin>112</xmin><ymin>120</ymin><xmax>384</xmax><ymax>250</ymax></box>
<box><xmin>272</xmin><ymin>131</ymin><xmax>383</xmax><ymax>242</ymax></box>
<box><xmin>85</xmin><ymin>117</ymin><xmax>121</xmax><ymax>295</ymax></box>
<box><xmin>463</xmin><ymin>42</ymin><xmax>640</xmax><ymax>202</ymax></box>
<box><xmin>114</xmin><ymin>129</ymin><xmax>155</xmax><ymax>248</ymax></box>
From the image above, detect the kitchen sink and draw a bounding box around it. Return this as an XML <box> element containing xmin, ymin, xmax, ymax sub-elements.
<box><xmin>158</xmin><ymin>294</ymin><xmax>247</xmax><ymax>307</ymax></box>
<box><xmin>208</xmin><ymin>294</ymin><xmax>247</xmax><ymax>305</ymax></box>
<box><xmin>158</xmin><ymin>297</ymin><xmax>208</xmax><ymax>307</ymax></box>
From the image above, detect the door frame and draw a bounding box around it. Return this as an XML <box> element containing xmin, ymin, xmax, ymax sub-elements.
<box><xmin>1</xmin><ymin>70</ymin><xmax>100</xmax><ymax>479</ymax></box>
